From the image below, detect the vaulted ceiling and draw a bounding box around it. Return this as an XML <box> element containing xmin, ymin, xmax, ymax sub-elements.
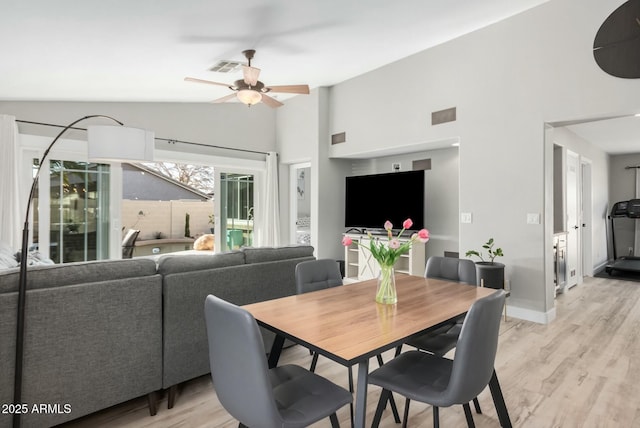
<box><xmin>0</xmin><ymin>0</ymin><xmax>547</xmax><ymax>103</ymax></box>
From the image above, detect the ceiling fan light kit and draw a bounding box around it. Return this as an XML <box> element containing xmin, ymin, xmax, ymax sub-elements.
<box><xmin>185</xmin><ymin>49</ymin><xmax>309</xmax><ymax>108</ymax></box>
<box><xmin>237</xmin><ymin>89</ymin><xmax>262</xmax><ymax>106</ymax></box>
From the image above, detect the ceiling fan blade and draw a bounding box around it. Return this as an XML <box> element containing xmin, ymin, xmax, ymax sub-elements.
<box><xmin>211</xmin><ymin>93</ymin><xmax>238</xmax><ymax>104</ymax></box>
<box><xmin>242</xmin><ymin>66</ymin><xmax>261</xmax><ymax>86</ymax></box>
<box><xmin>261</xmin><ymin>94</ymin><xmax>284</xmax><ymax>108</ymax></box>
<box><xmin>184</xmin><ymin>77</ymin><xmax>231</xmax><ymax>88</ymax></box>
<box><xmin>265</xmin><ymin>84</ymin><xmax>310</xmax><ymax>94</ymax></box>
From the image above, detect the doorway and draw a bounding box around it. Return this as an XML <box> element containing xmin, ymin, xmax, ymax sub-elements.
<box><xmin>290</xmin><ymin>163</ymin><xmax>311</xmax><ymax>246</ymax></box>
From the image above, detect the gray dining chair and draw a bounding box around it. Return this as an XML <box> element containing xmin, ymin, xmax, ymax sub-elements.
<box><xmin>295</xmin><ymin>259</ymin><xmax>345</xmax><ymax>371</ymax></box>
<box><xmin>295</xmin><ymin>259</ymin><xmax>355</xmax><ymax>425</ymax></box>
<box><xmin>295</xmin><ymin>258</ymin><xmax>400</xmax><ymax>425</ymax></box>
<box><xmin>405</xmin><ymin>256</ymin><xmax>477</xmax><ymax>355</ymax></box>
<box><xmin>369</xmin><ymin>290</ymin><xmax>507</xmax><ymax>428</ymax></box>
<box><xmin>204</xmin><ymin>294</ymin><xmax>352</xmax><ymax>428</ymax></box>
<box><xmin>394</xmin><ymin>256</ymin><xmax>482</xmax><ymax>416</ymax></box>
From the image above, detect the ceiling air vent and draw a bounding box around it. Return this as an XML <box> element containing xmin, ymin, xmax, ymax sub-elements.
<box><xmin>331</xmin><ymin>132</ymin><xmax>346</xmax><ymax>145</ymax></box>
<box><xmin>209</xmin><ymin>60</ymin><xmax>243</xmax><ymax>73</ymax></box>
<box><xmin>431</xmin><ymin>107</ymin><xmax>457</xmax><ymax>125</ymax></box>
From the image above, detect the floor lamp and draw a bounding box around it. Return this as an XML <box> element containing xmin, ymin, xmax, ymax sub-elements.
<box><xmin>13</xmin><ymin>115</ymin><xmax>154</xmax><ymax>428</ymax></box>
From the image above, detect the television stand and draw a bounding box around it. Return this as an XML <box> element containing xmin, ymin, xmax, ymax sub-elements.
<box><xmin>342</xmin><ymin>233</ymin><xmax>426</xmax><ymax>282</ymax></box>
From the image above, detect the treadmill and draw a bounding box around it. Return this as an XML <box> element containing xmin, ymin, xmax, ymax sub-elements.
<box><xmin>605</xmin><ymin>199</ymin><xmax>640</xmax><ymax>275</ymax></box>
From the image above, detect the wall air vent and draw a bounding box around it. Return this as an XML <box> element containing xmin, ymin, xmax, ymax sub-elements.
<box><xmin>209</xmin><ymin>60</ymin><xmax>243</xmax><ymax>73</ymax></box>
<box><xmin>331</xmin><ymin>132</ymin><xmax>346</xmax><ymax>145</ymax></box>
<box><xmin>431</xmin><ymin>107</ymin><xmax>457</xmax><ymax>125</ymax></box>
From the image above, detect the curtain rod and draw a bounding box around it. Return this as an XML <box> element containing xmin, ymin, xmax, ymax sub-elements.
<box><xmin>625</xmin><ymin>166</ymin><xmax>640</xmax><ymax>169</ymax></box>
<box><xmin>15</xmin><ymin>119</ymin><xmax>269</xmax><ymax>156</ymax></box>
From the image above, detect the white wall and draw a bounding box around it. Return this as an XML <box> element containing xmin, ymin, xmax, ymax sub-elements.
<box><xmin>0</xmin><ymin>101</ymin><xmax>276</xmax><ymax>154</ymax></box>
<box><xmin>308</xmin><ymin>0</ymin><xmax>640</xmax><ymax>321</ymax></box>
<box><xmin>349</xmin><ymin>147</ymin><xmax>459</xmax><ymax>261</ymax></box>
<box><xmin>276</xmin><ymin>88</ymin><xmax>352</xmax><ymax>259</ymax></box>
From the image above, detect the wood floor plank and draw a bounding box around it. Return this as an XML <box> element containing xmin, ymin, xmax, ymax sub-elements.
<box><xmin>57</xmin><ymin>276</ymin><xmax>640</xmax><ymax>427</ymax></box>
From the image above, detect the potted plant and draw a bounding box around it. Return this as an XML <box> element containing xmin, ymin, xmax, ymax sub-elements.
<box><xmin>208</xmin><ymin>214</ymin><xmax>215</xmax><ymax>234</ymax></box>
<box><xmin>465</xmin><ymin>238</ymin><xmax>505</xmax><ymax>289</ymax></box>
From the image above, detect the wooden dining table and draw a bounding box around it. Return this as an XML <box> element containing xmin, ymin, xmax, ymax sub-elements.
<box><xmin>243</xmin><ymin>274</ymin><xmax>511</xmax><ymax>428</ymax></box>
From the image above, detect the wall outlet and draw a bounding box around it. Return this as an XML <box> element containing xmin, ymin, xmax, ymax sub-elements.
<box><xmin>392</xmin><ymin>163</ymin><xmax>401</xmax><ymax>171</ymax></box>
<box><xmin>629</xmin><ymin>247</ymin><xmax>634</xmax><ymax>256</ymax></box>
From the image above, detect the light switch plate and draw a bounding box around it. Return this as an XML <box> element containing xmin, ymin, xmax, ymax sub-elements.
<box><xmin>461</xmin><ymin>212</ymin><xmax>472</xmax><ymax>224</ymax></box>
<box><xmin>527</xmin><ymin>213</ymin><xmax>540</xmax><ymax>224</ymax></box>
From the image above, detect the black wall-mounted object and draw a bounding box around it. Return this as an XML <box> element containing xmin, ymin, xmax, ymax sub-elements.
<box><xmin>345</xmin><ymin>170</ymin><xmax>425</xmax><ymax>231</ymax></box>
<box><xmin>593</xmin><ymin>0</ymin><xmax>640</xmax><ymax>78</ymax></box>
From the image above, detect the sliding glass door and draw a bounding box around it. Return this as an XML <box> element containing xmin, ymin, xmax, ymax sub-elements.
<box><xmin>219</xmin><ymin>172</ymin><xmax>255</xmax><ymax>251</ymax></box>
<box><xmin>47</xmin><ymin>160</ymin><xmax>111</xmax><ymax>263</ymax></box>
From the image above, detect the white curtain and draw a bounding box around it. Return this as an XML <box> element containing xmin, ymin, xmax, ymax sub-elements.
<box><xmin>0</xmin><ymin>115</ymin><xmax>22</xmax><ymax>249</ymax></box>
<box><xmin>256</xmin><ymin>151</ymin><xmax>281</xmax><ymax>247</ymax></box>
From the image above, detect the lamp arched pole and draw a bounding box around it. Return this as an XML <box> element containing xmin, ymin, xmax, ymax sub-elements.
<box><xmin>13</xmin><ymin>115</ymin><xmax>123</xmax><ymax>428</ymax></box>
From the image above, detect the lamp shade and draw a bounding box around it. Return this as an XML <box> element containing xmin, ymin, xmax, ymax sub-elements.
<box><xmin>87</xmin><ymin>125</ymin><xmax>154</xmax><ymax>162</ymax></box>
<box><xmin>237</xmin><ymin>89</ymin><xmax>262</xmax><ymax>106</ymax></box>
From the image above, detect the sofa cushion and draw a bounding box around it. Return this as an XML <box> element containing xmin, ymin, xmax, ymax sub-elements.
<box><xmin>242</xmin><ymin>245</ymin><xmax>314</xmax><ymax>264</ymax></box>
<box><xmin>0</xmin><ymin>258</ymin><xmax>157</xmax><ymax>293</ymax></box>
<box><xmin>155</xmin><ymin>251</ymin><xmax>245</xmax><ymax>276</ymax></box>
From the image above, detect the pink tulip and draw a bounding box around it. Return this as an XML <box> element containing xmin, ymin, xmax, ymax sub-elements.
<box><xmin>389</xmin><ymin>238</ymin><xmax>401</xmax><ymax>249</ymax></box>
<box><xmin>402</xmin><ymin>219</ymin><xmax>413</xmax><ymax>230</ymax></box>
<box><xmin>384</xmin><ymin>221</ymin><xmax>393</xmax><ymax>231</ymax></box>
<box><xmin>341</xmin><ymin>236</ymin><xmax>353</xmax><ymax>246</ymax></box>
<box><xmin>417</xmin><ymin>229</ymin><xmax>430</xmax><ymax>242</ymax></box>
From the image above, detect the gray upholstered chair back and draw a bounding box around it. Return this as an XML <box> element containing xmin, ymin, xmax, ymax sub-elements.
<box><xmin>445</xmin><ymin>290</ymin><xmax>506</xmax><ymax>404</ymax></box>
<box><xmin>204</xmin><ymin>295</ymin><xmax>281</xmax><ymax>427</ymax></box>
<box><xmin>424</xmin><ymin>256</ymin><xmax>476</xmax><ymax>285</ymax></box>
<box><xmin>295</xmin><ymin>259</ymin><xmax>343</xmax><ymax>294</ymax></box>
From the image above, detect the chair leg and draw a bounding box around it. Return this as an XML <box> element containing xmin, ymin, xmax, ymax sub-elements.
<box><xmin>395</xmin><ymin>344</ymin><xmax>403</xmax><ymax>357</ymax></box>
<box><xmin>472</xmin><ymin>397</ymin><xmax>482</xmax><ymax>414</ymax></box>
<box><xmin>433</xmin><ymin>406</ymin><xmax>440</xmax><ymax>428</ymax></box>
<box><xmin>371</xmin><ymin>389</ymin><xmax>391</xmax><ymax>428</ymax></box>
<box><xmin>463</xmin><ymin>403</ymin><xmax>476</xmax><ymax>428</ymax></box>
<box><xmin>329</xmin><ymin>412</ymin><xmax>340</xmax><ymax>428</ymax></box>
<box><xmin>388</xmin><ymin>392</ymin><xmax>401</xmax><ymax>423</ymax></box>
<box><xmin>147</xmin><ymin>391</ymin><xmax>158</xmax><ymax>416</ymax></box>
<box><xmin>376</xmin><ymin>354</ymin><xmax>401</xmax><ymax>423</ymax></box>
<box><xmin>167</xmin><ymin>384</ymin><xmax>178</xmax><ymax>409</ymax></box>
<box><xmin>402</xmin><ymin>398</ymin><xmax>411</xmax><ymax>428</ymax></box>
<box><xmin>310</xmin><ymin>352</ymin><xmax>319</xmax><ymax>372</ymax></box>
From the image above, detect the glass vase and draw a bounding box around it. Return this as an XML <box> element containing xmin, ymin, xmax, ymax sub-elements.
<box><xmin>376</xmin><ymin>264</ymin><xmax>397</xmax><ymax>304</ymax></box>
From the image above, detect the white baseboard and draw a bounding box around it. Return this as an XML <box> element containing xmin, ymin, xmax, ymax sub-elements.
<box><xmin>506</xmin><ymin>304</ymin><xmax>556</xmax><ymax>324</ymax></box>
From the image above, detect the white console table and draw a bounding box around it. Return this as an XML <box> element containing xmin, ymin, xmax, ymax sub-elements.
<box><xmin>342</xmin><ymin>233</ymin><xmax>426</xmax><ymax>282</ymax></box>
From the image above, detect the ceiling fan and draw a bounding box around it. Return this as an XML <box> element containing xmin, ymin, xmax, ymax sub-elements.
<box><xmin>185</xmin><ymin>49</ymin><xmax>310</xmax><ymax>108</ymax></box>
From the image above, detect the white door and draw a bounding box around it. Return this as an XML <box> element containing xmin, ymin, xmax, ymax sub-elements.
<box><xmin>566</xmin><ymin>151</ymin><xmax>580</xmax><ymax>288</ymax></box>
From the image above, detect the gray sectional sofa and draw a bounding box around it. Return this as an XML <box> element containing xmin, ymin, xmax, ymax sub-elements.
<box><xmin>0</xmin><ymin>245</ymin><xmax>314</xmax><ymax>428</ymax></box>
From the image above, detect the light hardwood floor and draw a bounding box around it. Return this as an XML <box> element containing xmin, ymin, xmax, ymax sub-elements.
<box><xmin>58</xmin><ymin>275</ymin><xmax>640</xmax><ymax>427</ymax></box>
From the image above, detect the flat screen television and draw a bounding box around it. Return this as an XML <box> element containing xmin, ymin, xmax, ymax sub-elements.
<box><xmin>345</xmin><ymin>170</ymin><xmax>425</xmax><ymax>232</ymax></box>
